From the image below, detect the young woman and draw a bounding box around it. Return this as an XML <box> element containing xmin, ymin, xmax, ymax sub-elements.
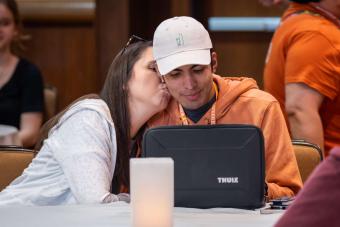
<box><xmin>0</xmin><ymin>39</ymin><xmax>170</xmax><ymax>205</ymax></box>
<box><xmin>0</xmin><ymin>0</ymin><xmax>44</xmax><ymax>148</ymax></box>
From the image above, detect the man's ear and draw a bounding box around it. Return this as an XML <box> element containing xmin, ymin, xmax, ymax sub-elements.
<box><xmin>211</xmin><ymin>52</ymin><xmax>218</xmax><ymax>73</ymax></box>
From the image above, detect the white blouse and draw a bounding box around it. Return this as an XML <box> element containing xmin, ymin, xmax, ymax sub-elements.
<box><xmin>0</xmin><ymin>99</ymin><xmax>121</xmax><ymax>206</ymax></box>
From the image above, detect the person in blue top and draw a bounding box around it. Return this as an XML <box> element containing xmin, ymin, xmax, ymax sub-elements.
<box><xmin>0</xmin><ymin>0</ymin><xmax>44</xmax><ymax>147</ymax></box>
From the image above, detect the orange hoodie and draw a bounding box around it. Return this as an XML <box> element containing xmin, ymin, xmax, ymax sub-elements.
<box><xmin>148</xmin><ymin>74</ymin><xmax>303</xmax><ymax>200</ymax></box>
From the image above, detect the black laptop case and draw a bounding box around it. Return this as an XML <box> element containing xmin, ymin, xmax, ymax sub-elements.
<box><xmin>142</xmin><ymin>124</ymin><xmax>265</xmax><ymax>209</ymax></box>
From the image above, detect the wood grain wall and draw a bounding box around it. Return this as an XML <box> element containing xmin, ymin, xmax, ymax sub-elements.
<box><xmin>14</xmin><ymin>0</ymin><xmax>284</xmax><ymax>112</ymax></box>
<box><xmin>17</xmin><ymin>0</ymin><xmax>96</xmax><ymax>111</ymax></box>
<box><xmin>206</xmin><ymin>0</ymin><xmax>285</xmax><ymax>88</ymax></box>
<box><xmin>21</xmin><ymin>24</ymin><xmax>96</xmax><ymax>110</ymax></box>
<box><xmin>95</xmin><ymin>0</ymin><xmax>129</xmax><ymax>87</ymax></box>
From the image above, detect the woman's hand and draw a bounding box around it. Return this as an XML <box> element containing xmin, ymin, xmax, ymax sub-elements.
<box><xmin>117</xmin><ymin>193</ymin><xmax>130</xmax><ymax>203</ymax></box>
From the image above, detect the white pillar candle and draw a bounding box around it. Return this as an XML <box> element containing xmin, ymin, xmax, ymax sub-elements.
<box><xmin>130</xmin><ymin>158</ymin><xmax>174</xmax><ymax>227</ymax></box>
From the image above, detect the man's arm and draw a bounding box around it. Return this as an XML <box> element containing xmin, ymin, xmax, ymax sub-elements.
<box><xmin>285</xmin><ymin>83</ymin><xmax>324</xmax><ymax>152</ymax></box>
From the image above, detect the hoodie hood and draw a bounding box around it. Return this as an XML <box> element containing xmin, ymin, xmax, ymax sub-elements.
<box><xmin>49</xmin><ymin>98</ymin><xmax>114</xmax><ymax>136</ymax></box>
<box><xmin>156</xmin><ymin>74</ymin><xmax>260</xmax><ymax>125</ymax></box>
<box><xmin>213</xmin><ymin>75</ymin><xmax>258</xmax><ymax>120</ymax></box>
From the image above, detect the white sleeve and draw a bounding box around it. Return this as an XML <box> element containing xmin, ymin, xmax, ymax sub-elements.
<box><xmin>50</xmin><ymin>109</ymin><xmax>119</xmax><ymax>203</ymax></box>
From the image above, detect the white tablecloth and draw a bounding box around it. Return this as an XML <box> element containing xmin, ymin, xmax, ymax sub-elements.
<box><xmin>0</xmin><ymin>202</ymin><xmax>283</xmax><ymax>227</ymax></box>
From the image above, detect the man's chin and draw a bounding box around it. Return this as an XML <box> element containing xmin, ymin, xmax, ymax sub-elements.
<box><xmin>180</xmin><ymin>101</ymin><xmax>202</xmax><ymax>110</ymax></box>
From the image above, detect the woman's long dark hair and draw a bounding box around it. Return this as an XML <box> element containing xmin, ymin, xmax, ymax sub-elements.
<box><xmin>100</xmin><ymin>40</ymin><xmax>152</xmax><ymax>191</ymax></box>
<box><xmin>35</xmin><ymin>40</ymin><xmax>153</xmax><ymax>192</ymax></box>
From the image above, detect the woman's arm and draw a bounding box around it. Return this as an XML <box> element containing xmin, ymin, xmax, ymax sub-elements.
<box><xmin>19</xmin><ymin>112</ymin><xmax>43</xmax><ymax>147</ymax></box>
<box><xmin>19</xmin><ymin>60</ymin><xmax>45</xmax><ymax>147</ymax></box>
<box><xmin>51</xmin><ymin>108</ymin><xmax>120</xmax><ymax>204</ymax></box>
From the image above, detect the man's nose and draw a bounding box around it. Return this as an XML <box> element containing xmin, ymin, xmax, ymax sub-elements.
<box><xmin>182</xmin><ymin>73</ymin><xmax>197</xmax><ymax>90</ymax></box>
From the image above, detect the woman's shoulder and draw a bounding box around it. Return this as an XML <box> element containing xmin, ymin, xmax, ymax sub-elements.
<box><xmin>63</xmin><ymin>98</ymin><xmax>114</xmax><ymax>126</ymax></box>
<box><xmin>17</xmin><ymin>58</ymin><xmax>41</xmax><ymax>72</ymax></box>
<box><xmin>15</xmin><ymin>58</ymin><xmax>42</xmax><ymax>81</ymax></box>
<box><xmin>47</xmin><ymin>98</ymin><xmax>115</xmax><ymax>140</ymax></box>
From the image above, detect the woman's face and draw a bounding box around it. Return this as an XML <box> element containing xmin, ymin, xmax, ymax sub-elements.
<box><xmin>0</xmin><ymin>3</ymin><xmax>17</xmax><ymax>51</ymax></box>
<box><xmin>128</xmin><ymin>47</ymin><xmax>170</xmax><ymax>111</ymax></box>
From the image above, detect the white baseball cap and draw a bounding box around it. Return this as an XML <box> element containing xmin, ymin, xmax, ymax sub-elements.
<box><xmin>153</xmin><ymin>16</ymin><xmax>213</xmax><ymax>76</ymax></box>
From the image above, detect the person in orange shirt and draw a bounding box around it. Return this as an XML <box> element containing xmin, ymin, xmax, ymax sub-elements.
<box><xmin>264</xmin><ymin>0</ymin><xmax>340</xmax><ymax>156</ymax></box>
<box><xmin>148</xmin><ymin>16</ymin><xmax>302</xmax><ymax>200</ymax></box>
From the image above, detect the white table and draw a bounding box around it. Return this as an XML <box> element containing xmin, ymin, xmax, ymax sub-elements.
<box><xmin>0</xmin><ymin>202</ymin><xmax>284</xmax><ymax>227</ymax></box>
<box><xmin>0</xmin><ymin>124</ymin><xmax>21</xmax><ymax>146</ymax></box>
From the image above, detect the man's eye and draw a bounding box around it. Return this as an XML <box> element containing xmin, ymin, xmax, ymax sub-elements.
<box><xmin>169</xmin><ymin>72</ymin><xmax>180</xmax><ymax>77</ymax></box>
<box><xmin>193</xmin><ymin>68</ymin><xmax>204</xmax><ymax>73</ymax></box>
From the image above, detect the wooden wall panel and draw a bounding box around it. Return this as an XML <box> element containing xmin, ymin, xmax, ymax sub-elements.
<box><xmin>13</xmin><ymin>0</ymin><xmax>283</xmax><ymax>112</ymax></box>
<box><xmin>171</xmin><ymin>0</ymin><xmax>191</xmax><ymax>17</ymax></box>
<box><xmin>15</xmin><ymin>0</ymin><xmax>96</xmax><ymax>111</ymax></box>
<box><xmin>211</xmin><ymin>0</ymin><xmax>284</xmax><ymax>16</ymax></box>
<box><xmin>18</xmin><ymin>0</ymin><xmax>95</xmax><ymax>23</ymax></box>
<box><xmin>96</xmin><ymin>0</ymin><xmax>129</xmax><ymax>87</ymax></box>
<box><xmin>212</xmin><ymin>32</ymin><xmax>273</xmax><ymax>87</ymax></box>
<box><xmin>129</xmin><ymin>0</ymin><xmax>171</xmax><ymax>39</ymax></box>
<box><xmin>19</xmin><ymin>24</ymin><xmax>96</xmax><ymax>110</ymax></box>
<box><xmin>195</xmin><ymin>0</ymin><xmax>286</xmax><ymax>88</ymax></box>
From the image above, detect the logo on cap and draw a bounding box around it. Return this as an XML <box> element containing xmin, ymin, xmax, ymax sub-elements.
<box><xmin>176</xmin><ymin>33</ymin><xmax>184</xmax><ymax>47</ymax></box>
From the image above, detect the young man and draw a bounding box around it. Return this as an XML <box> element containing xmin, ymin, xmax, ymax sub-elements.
<box><xmin>148</xmin><ymin>16</ymin><xmax>302</xmax><ymax>200</ymax></box>
<box><xmin>263</xmin><ymin>0</ymin><xmax>340</xmax><ymax>156</ymax></box>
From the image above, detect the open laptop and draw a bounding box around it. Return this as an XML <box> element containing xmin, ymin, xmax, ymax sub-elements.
<box><xmin>142</xmin><ymin>124</ymin><xmax>265</xmax><ymax>209</ymax></box>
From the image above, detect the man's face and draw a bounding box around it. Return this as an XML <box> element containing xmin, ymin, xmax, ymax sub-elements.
<box><xmin>163</xmin><ymin>63</ymin><xmax>215</xmax><ymax>110</ymax></box>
